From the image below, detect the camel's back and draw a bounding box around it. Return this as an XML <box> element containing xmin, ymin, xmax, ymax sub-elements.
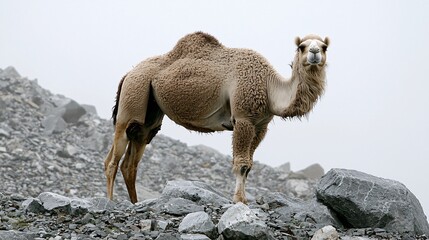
<box><xmin>165</xmin><ymin>32</ymin><xmax>223</xmax><ymax>61</ymax></box>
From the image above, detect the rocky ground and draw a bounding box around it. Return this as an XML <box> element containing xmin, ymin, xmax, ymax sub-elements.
<box><xmin>0</xmin><ymin>66</ymin><xmax>428</xmax><ymax>239</ymax></box>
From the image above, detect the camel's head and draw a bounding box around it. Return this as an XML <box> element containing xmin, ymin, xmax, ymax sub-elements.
<box><xmin>295</xmin><ymin>35</ymin><xmax>329</xmax><ymax>70</ymax></box>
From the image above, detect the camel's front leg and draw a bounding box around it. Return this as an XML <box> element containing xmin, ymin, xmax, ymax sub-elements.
<box><xmin>232</xmin><ymin>119</ymin><xmax>255</xmax><ymax>204</ymax></box>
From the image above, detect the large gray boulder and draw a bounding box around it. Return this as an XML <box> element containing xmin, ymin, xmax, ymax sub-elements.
<box><xmin>316</xmin><ymin>169</ymin><xmax>429</xmax><ymax>235</ymax></box>
<box><xmin>217</xmin><ymin>202</ymin><xmax>274</xmax><ymax>240</ymax></box>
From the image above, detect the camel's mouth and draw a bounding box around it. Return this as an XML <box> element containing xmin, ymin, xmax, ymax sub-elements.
<box><xmin>307</xmin><ymin>52</ymin><xmax>322</xmax><ymax>65</ymax></box>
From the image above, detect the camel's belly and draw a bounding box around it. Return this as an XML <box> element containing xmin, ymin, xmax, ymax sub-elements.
<box><xmin>152</xmin><ymin>58</ymin><xmax>234</xmax><ymax>132</ymax></box>
<box><xmin>159</xmin><ymin>98</ymin><xmax>232</xmax><ymax>132</ymax></box>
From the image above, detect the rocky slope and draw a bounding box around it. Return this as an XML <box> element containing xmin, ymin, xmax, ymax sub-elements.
<box><xmin>0</xmin><ymin>67</ymin><xmax>428</xmax><ymax>239</ymax></box>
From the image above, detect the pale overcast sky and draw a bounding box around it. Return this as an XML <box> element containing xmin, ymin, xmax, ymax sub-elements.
<box><xmin>1</xmin><ymin>1</ymin><xmax>429</xmax><ymax>216</ymax></box>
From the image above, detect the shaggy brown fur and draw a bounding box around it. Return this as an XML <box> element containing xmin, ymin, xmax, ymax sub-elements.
<box><xmin>104</xmin><ymin>32</ymin><xmax>329</xmax><ymax>204</ymax></box>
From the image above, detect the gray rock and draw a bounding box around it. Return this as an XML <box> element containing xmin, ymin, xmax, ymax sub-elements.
<box><xmin>140</xmin><ymin>219</ymin><xmax>154</xmax><ymax>231</ymax></box>
<box><xmin>180</xmin><ymin>234</ymin><xmax>210</xmax><ymax>240</ymax></box>
<box><xmin>218</xmin><ymin>202</ymin><xmax>273</xmax><ymax>240</ymax></box>
<box><xmin>21</xmin><ymin>197</ymin><xmax>45</xmax><ymax>213</ymax></box>
<box><xmin>60</xmin><ymin>99</ymin><xmax>87</xmax><ymax>123</ymax></box>
<box><xmin>311</xmin><ymin>225</ymin><xmax>339</xmax><ymax>240</ymax></box>
<box><xmin>162</xmin><ymin>180</ymin><xmax>231</xmax><ymax>206</ymax></box>
<box><xmin>56</xmin><ymin>144</ymin><xmax>78</xmax><ymax>158</ymax></box>
<box><xmin>269</xmin><ymin>193</ymin><xmax>342</xmax><ymax>228</ymax></box>
<box><xmin>42</xmin><ymin>114</ymin><xmax>67</xmax><ymax>134</ymax></box>
<box><xmin>157</xmin><ymin>219</ymin><xmax>173</xmax><ymax>231</ymax></box>
<box><xmin>81</xmin><ymin>104</ymin><xmax>97</xmax><ymax>115</ymax></box>
<box><xmin>26</xmin><ymin>193</ymin><xmax>114</xmax><ymax>215</ymax></box>
<box><xmin>0</xmin><ymin>128</ymin><xmax>10</xmax><ymax>138</ymax></box>
<box><xmin>0</xmin><ymin>230</ymin><xmax>35</xmax><ymax>240</ymax></box>
<box><xmin>45</xmin><ymin>99</ymin><xmax>87</xmax><ymax>126</ymax></box>
<box><xmin>69</xmin><ymin>198</ymin><xmax>92</xmax><ymax>215</ymax></box>
<box><xmin>316</xmin><ymin>168</ymin><xmax>429</xmax><ymax>235</ymax></box>
<box><xmin>297</xmin><ymin>163</ymin><xmax>324</xmax><ymax>180</ymax></box>
<box><xmin>276</xmin><ymin>162</ymin><xmax>291</xmax><ymax>173</ymax></box>
<box><xmin>87</xmin><ymin>197</ymin><xmax>115</xmax><ymax>213</ymax></box>
<box><xmin>286</xmin><ymin>179</ymin><xmax>314</xmax><ymax>198</ymax></box>
<box><xmin>38</xmin><ymin>192</ymin><xmax>71</xmax><ymax>212</ymax></box>
<box><xmin>158</xmin><ymin>197</ymin><xmax>204</xmax><ymax>216</ymax></box>
<box><xmin>156</xmin><ymin>233</ymin><xmax>180</xmax><ymax>240</ymax></box>
<box><xmin>82</xmin><ymin>131</ymin><xmax>108</xmax><ymax>151</ymax></box>
<box><xmin>0</xmin><ymin>66</ymin><xmax>21</xmax><ymax>79</ymax></box>
<box><xmin>340</xmin><ymin>237</ymin><xmax>372</xmax><ymax>240</ymax></box>
<box><xmin>179</xmin><ymin>211</ymin><xmax>216</xmax><ymax>238</ymax></box>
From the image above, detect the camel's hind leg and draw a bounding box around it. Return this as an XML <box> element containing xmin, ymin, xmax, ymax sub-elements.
<box><xmin>120</xmin><ymin>90</ymin><xmax>164</xmax><ymax>203</ymax></box>
<box><xmin>120</xmin><ymin>124</ymin><xmax>162</xmax><ymax>203</ymax></box>
<box><xmin>120</xmin><ymin>126</ymin><xmax>146</xmax><ymax>203</ymax></box>
<box><xmin>104</xmin><ymin>122</ymin><xmax>128</xmax><ymax>200</ymax></box>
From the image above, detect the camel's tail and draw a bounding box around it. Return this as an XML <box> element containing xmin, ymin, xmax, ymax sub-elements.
<box><xmin>112</xmin><ymin>74</ymin><xmax>127</xmax><ymax>126</ymax></box>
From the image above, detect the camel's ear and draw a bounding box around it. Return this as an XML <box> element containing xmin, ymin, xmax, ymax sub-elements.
<box><xmin>324</xmin><ymin>37</ymin><xmax>330</xmax><ymax>47</ymax></box>
<box><xmin>295</xmin><ymin>37</ymin><xmax>301</xmax><ymax>47</ymax></box>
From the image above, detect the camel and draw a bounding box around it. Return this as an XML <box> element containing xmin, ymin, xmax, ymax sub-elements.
<box><xmin>104</xmin><ymin>32</ymin><xmax>329</xmax><ymax>204</ymax></box>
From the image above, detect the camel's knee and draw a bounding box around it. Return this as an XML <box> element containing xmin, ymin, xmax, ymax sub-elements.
<box><xmin>232</xmin><ymin>159</ymin><xmax>253</xmax><ymax>178</ymax></box>
<box><xmin>240</xmin><ymin>165</ymin><xmax>252</xmax><ymax>178</ymax></box>
<box><xmin>235</xmin><ymin>164</ymin><xmax>252</xmax><ymax>178</ymax></box>
<box><xmin>126</xmin><ymin>121</ymin><xmax>144</xmax><ymax>143</ymax></box>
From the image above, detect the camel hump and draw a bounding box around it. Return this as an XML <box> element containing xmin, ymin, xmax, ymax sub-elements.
<box><xmin>167</xmin><ymin>31</ymin><xmax>223</xmax><ymax>60</ymax></box>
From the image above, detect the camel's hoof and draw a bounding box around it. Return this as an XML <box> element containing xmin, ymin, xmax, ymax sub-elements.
<box><xmin>233</xmin><ymin>194</ymin><xmax>248</xmax><ymax>205</ymax></box>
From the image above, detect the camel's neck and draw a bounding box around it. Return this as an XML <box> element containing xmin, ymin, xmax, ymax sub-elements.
<box><xmin>267</xmin><ymin>62</ymin><xmax>326</xmax><ymax>118</ymax></box>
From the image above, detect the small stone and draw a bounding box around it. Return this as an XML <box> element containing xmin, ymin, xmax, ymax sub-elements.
<box><xmin>180</xmin><ymin>234</ymin><xmax>210</xmax><ymax>240</ymax></box>
<box><xmin>117</xmin><ymin>234</ymin><xmax>128</xmax><ymax>240</ymax></box>
<box><xmin>311</xmin><ymin>225</ymin><xmax>339</xmax><ymax>240</ymax></box>
<box><xmin>140</xmin><ymin>219</ymin><xmax>154</xmax><ymax>231</ymax></box>
<box><xmin>69</xmin><ymin>224</ymin><xmax>78</xmax><ymax>230</ymax></box>
<box><xmin>218</xmin><ymin>202</ymin><xmax>273</xmax><ymax>240</ymax></box>
<box><xmin>0</xmin><ymin>128</ymin><xmax>10</xmax><ymax>138</ymax></box>
<box><xmin>78</xmin><ymin>213</ymin><xmax>94</xmax><ymax>224</ymax></box>
<box><xmin>157</xmin><ymin>219</ymin><xmax>173</xmax><ymax>231</ymax></box>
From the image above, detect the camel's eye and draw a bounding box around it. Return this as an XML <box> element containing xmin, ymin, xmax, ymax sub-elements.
<box><xmin>321</xmin><ymin>44</ymin><xmax>328</xmax><ymax>52</ymax></box>
<box><xmin>298</xmin><ymin>44</ymin><xmax>306</xmax><ymax>52</ymax></box>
